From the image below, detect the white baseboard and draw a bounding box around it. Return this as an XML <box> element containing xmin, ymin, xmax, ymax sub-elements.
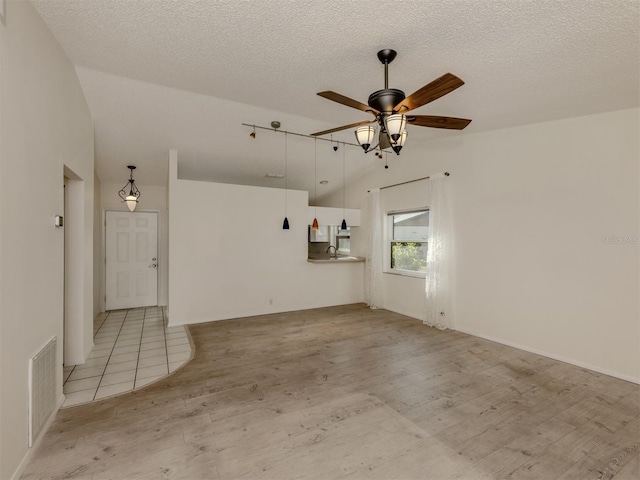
<box><xmin>11</xmin><ymin>394</ymin><xmax>65</xmax><ymax>480</ymax></box>
<box><xmin>328</xmin><ymin>304</ymin><xmax>640</xmax><ymax>385</ymax></box>
<box><xmin>166</xmin><ymin>301</ymin><xmax>365</xmax><ymax>328</ymax></box>
<box><xmin>456</xmin><ymin>327</ymin><xmax>640</xmax><ymax>385</ymax></box>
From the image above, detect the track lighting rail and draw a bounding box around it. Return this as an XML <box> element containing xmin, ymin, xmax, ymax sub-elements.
<box><xmin>242</xmin><ymin>123</ymin><xmax>367</xmax><ymax>150</ymax></box>
<box><xmin>367</xmin><ymin>172</ymin><xmax>450</xmax><ymax>193</ymax></box>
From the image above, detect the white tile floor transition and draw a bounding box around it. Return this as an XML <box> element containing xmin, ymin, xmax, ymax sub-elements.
<box><xmin>62</xmin><ymin>306</ymin><xmax>192</xmax><ymax>408</ymax></box>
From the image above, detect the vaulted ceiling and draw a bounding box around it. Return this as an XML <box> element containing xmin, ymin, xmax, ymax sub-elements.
<box><xmin>33</xmin><ymin>0</ymin><xmax>639</xmax><ymax>198</ymax></box>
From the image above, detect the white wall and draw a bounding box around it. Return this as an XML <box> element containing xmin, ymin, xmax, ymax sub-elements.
<box><xmin>0</xmin><ymin>2</ymin><xmax>94</xmax><ymax>478</ymax></box>
<box><xmin>100</xmin><ymin>182</ymin><xmax>169</xmax><ymax>309</ymax></box>
<box><xmin>168</xmin><ymin>155</ymin><xmax>364</xmax><ymax>325</ymax></box>
<box><xmin>334</xmin><ymin>108</ymin><xmax>639</xmax><ymax>383</ymax></box>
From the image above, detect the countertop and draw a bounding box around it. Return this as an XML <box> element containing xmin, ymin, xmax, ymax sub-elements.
<box><xmin>307</xmin><ymin>255</ymin><xmax>365</xmax><ymax>263</ymax></box>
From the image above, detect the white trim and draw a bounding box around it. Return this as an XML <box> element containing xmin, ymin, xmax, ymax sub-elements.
<box><xmin>382</xmin><ymin>305</ymin><xmax>639</xmax><ymax>385</ymax></box>
<box><xmin>456</xmin><ymin>327</ymin><xmax>640</xmax><ymax>385</ymax></box>
<box><xmin>384</xmin><ymin>208</ymin><xmax>429</xmax><ymax>278</ymax></box>
<box><xmin>11</xmin><ymin>394</ymin><xmax>65</xmax><ymax>480</ymax></box>
<box><xmin>383</xmin><ymin>269</ymin><xmax>426</xmax><ymax>279</ymax></box>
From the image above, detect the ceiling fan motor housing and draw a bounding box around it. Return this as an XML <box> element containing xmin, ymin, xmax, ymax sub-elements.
<box><xmin>368</xmin><ymin>89</ymin><xmax>405</xmax><ymax>115</ymax></box>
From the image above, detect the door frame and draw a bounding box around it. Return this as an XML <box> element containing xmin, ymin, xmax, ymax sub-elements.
<box><xmin>63</xmin><ymin>167</ymin><xmax>87</xmax><ymax>365</ymax></box>
<box><xmin>101</xmin><ymin>208</ymin><xmax>161</xmax><ymax>312</ymax></box>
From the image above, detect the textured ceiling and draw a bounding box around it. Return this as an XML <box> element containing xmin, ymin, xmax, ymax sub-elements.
<box><xmin>32</xmin><ymin>0</ymin><xmax>639</xmax><ymax>196</ymax></box>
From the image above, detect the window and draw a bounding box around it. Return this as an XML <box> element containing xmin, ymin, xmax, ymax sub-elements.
<box><xmin>387</xmin><ymin>209</ymin><xmax>429</xmax><ymax>276</ymax></box>
<box><xmin>336</xmin><ymin>227</ymin><xmax>351</xmax><ymax>254</ymax></box>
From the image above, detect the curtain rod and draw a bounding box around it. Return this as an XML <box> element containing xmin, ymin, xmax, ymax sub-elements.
<box><xmin>241</xmin><ymin>123</ymin><xmax>363</xmax><ymax>149</ymax></box>
<box><xmin>367</xmin><ymin>172</ymin><xmax>449</xmax><ymax>192</ymax></box>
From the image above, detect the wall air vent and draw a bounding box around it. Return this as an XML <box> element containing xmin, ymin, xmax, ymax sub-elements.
<box><xmin>29</xmin><ymin>337</ymin><xmax>57</xmax><ymax>446</ymax></box>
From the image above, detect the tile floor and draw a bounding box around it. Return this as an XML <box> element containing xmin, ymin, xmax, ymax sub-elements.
<box><xmin>62</xmin><ymin>306</ymin><xmax>192</xmax><ymax>408</ymax></box>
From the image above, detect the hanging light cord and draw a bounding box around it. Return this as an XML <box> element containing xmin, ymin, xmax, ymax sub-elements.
<box><xmin>314</xmin><ymin>137</ymin><xmax>318</xmax><ymax>213</ymax></box>
<box><xmin>343</xmin><ymin>142</ymin><xmax>346</xmax><ymax>217</ymax></box>
<box><xmin>284</xmin><ymin>132</ymin><xmax>288</xmax><ymax>214</ymax></box>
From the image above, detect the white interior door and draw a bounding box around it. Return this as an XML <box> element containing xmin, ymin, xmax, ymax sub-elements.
<box><xmin>106</xmin><ymin>211</ymin><xmax>158</xmax><ymax>310</ymax></box>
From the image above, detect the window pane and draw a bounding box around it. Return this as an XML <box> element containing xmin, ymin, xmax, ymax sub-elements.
<box><xmin>391</xmin><ymin>242</ymin><xmax>427</xmax><ymax>272</ymax></box>
<box><xmin>387</xmin><ymin>209</ymin><xmax>429</xmax><ymax>275</ymax></box>
<box><xmin>392</xmin><ymin>211</ymin><xmax>429</xmax><ymax>241</ymax></box>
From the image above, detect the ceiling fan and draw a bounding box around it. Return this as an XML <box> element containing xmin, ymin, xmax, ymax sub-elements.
<box><xmin>311</xmin><ymin>49</ymin><xmax>471</xmax><ymax>155</ymax></box>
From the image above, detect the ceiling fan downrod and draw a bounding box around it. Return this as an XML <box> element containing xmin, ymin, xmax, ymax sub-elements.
<box><xmin>377</xmin><ymin>49</ymin><xmax>397</xmax><ymax>90</ymax></box>
<box><xmin>368</xmin><ymin>50</ymin><xmax>406</xmax><ymax>115</ymax></box>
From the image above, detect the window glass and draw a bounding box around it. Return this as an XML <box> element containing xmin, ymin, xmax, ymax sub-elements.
<box><xmin>388</xmin><ymin>210</ymin><xmax>429</xmax><ymax>275</ymax></box>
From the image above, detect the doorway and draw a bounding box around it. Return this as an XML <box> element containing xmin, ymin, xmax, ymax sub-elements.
<box><xmin>105</xmin><ymin>211</ymin><xmax>158</xmax><ymax>310</ymax></box>
<box><xmin>63</xmin><ymin>168</ymin><xmax>86</xmax><ymax>366</ymax></box>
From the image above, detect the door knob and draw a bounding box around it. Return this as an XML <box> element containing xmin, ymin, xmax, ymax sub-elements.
<box><xmin>150</xmin><ymin>263</ymin><xmax>157</xmax><ymax>268</ymax></box>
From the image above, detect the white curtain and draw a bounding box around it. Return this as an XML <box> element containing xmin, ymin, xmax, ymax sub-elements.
<box><xmin>365</xmin><ymin>188</ymin><xmax>384</xmax><ymax>309</ymax></box>
<box><xmin>424</xmin><ymin>173</ymin><xmax>454</xmax><ymax>329</ymax></box>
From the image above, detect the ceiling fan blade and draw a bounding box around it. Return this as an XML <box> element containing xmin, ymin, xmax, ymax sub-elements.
<box><xmin>317</xmin><ymin>91</ymin><xmax>379</xmax><ymax>114</ymax></box>
<box><xmin>311</xmin><ymin>120</ymin><xmax>374</xmax><ymax>137</ymax></box>
<box><xmin>379</xmin><ymin>130</ymin><xmax>391</xmax><ymax>150</ymax></box>
<box><xmin>394</xmin><ymin>73</ymin><xmax>465</xmax><ymax>113</ymax></box>
<box><xmin>407</xmin><ymin>115</ymin><xmax>472</xmax><ymax>130</ymax></box>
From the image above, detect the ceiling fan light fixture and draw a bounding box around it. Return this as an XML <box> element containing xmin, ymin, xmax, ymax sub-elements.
<box><xmin>355</xmin><ymin>125</ymin><xmax>376</xmax><ymax>152</ymax></box>
<box><xmin>391</xmin><ymin>130</ymin><xmax>408</xmax><ymax>155</ymax></box>
<box><xmin>385</xmin><ymin>113</ymin><xmax>407</xmax><ymax>143</ymax></box>
<box><xmin>313</xmin><ymin>49</ymin><xmax>471</xmax><ymax>158</ymax></box>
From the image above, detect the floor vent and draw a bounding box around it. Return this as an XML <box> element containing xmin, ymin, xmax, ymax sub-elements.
<box><xmin>29</xmin><ymin>337</ymin><xmax>57</xmax><ymax>447</ymax></box>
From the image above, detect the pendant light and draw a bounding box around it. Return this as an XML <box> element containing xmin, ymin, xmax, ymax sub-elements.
<box><xmin>355</xmin><ymin>125</ymin><xmax>376</xmax><ymax>152</ymax></box>
<box><xmin>282</xmin><ymin>132</ymin><xmax>290</xmax><ymax>229</ymax></box>
<box><xmin>391</xmin><ymin>129</ymin><xmax>408</xmax><ymax>155</ymax></box>
<box><xmin>384</xmin><ymin>114</ymin><xmax>407</xmax><ymax>143</ymax></box>
<box><xmin>118</xmin><ymin>165</ymin><xmax>141</xmax><ymax>212</ymax></box>
<box><xmin>311</xmin><ymin>137</ymin><xmax>319</xmax><ymax>230</ymax></box>
<box><xmin>341</xmin><ymin>142</ymin><xmax>347</xmax><ymax>230</ymax></box>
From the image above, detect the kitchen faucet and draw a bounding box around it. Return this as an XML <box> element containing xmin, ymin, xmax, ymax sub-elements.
<box><xmin>326</xmin><ymin>245</ymin><xmax>337</xmax><ymax>258</ymax></box>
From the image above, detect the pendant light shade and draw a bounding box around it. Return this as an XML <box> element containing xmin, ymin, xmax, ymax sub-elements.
<box><xmin>312</xmin><ymin>217</ymin><xmax>319</xmax><ymax>230</ymax></box>
<box><xmin>118</xmin><ymin>166</ymin><xmax>140</xmax><ymax>212</ymax></box>
<box><xmin>391</xmin><ymin>130</ymin><xmax>408</xmax><ymax>155</ymax></box>
<box><xmin>341</xmin><ymin>218</ymin><xmax>347</xmax><ymax>230</ymax></box>
<box><xmin>283</xmin><ymin>217</ymin><xmax>290</xmax><ymax>229</ymax></box>
<box><xmin>125</xmin><ymin>195</ymin><xmax>138</xmax><ymax>212</ymax></box>
<box><xmin>355</xmin><ymin>125</ymin><xmax>376</xmax><ymax>152</ymax></box>
<box><xmin>384</xmin><ymin>114</ymin><xmax>407</xmax><ymax>143</ymax></box>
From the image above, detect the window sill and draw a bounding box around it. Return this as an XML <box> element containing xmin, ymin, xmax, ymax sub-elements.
<box><xmin>383</xmin><ymin>270</ymin><xmax>426</xmax><ymax>279</ymax></box>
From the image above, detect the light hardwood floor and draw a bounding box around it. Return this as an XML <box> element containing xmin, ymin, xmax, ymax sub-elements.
<box><xmin>22</xmin><ymin>304</ymin><xmax>639</xmax><ymax>479</ymax></box>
